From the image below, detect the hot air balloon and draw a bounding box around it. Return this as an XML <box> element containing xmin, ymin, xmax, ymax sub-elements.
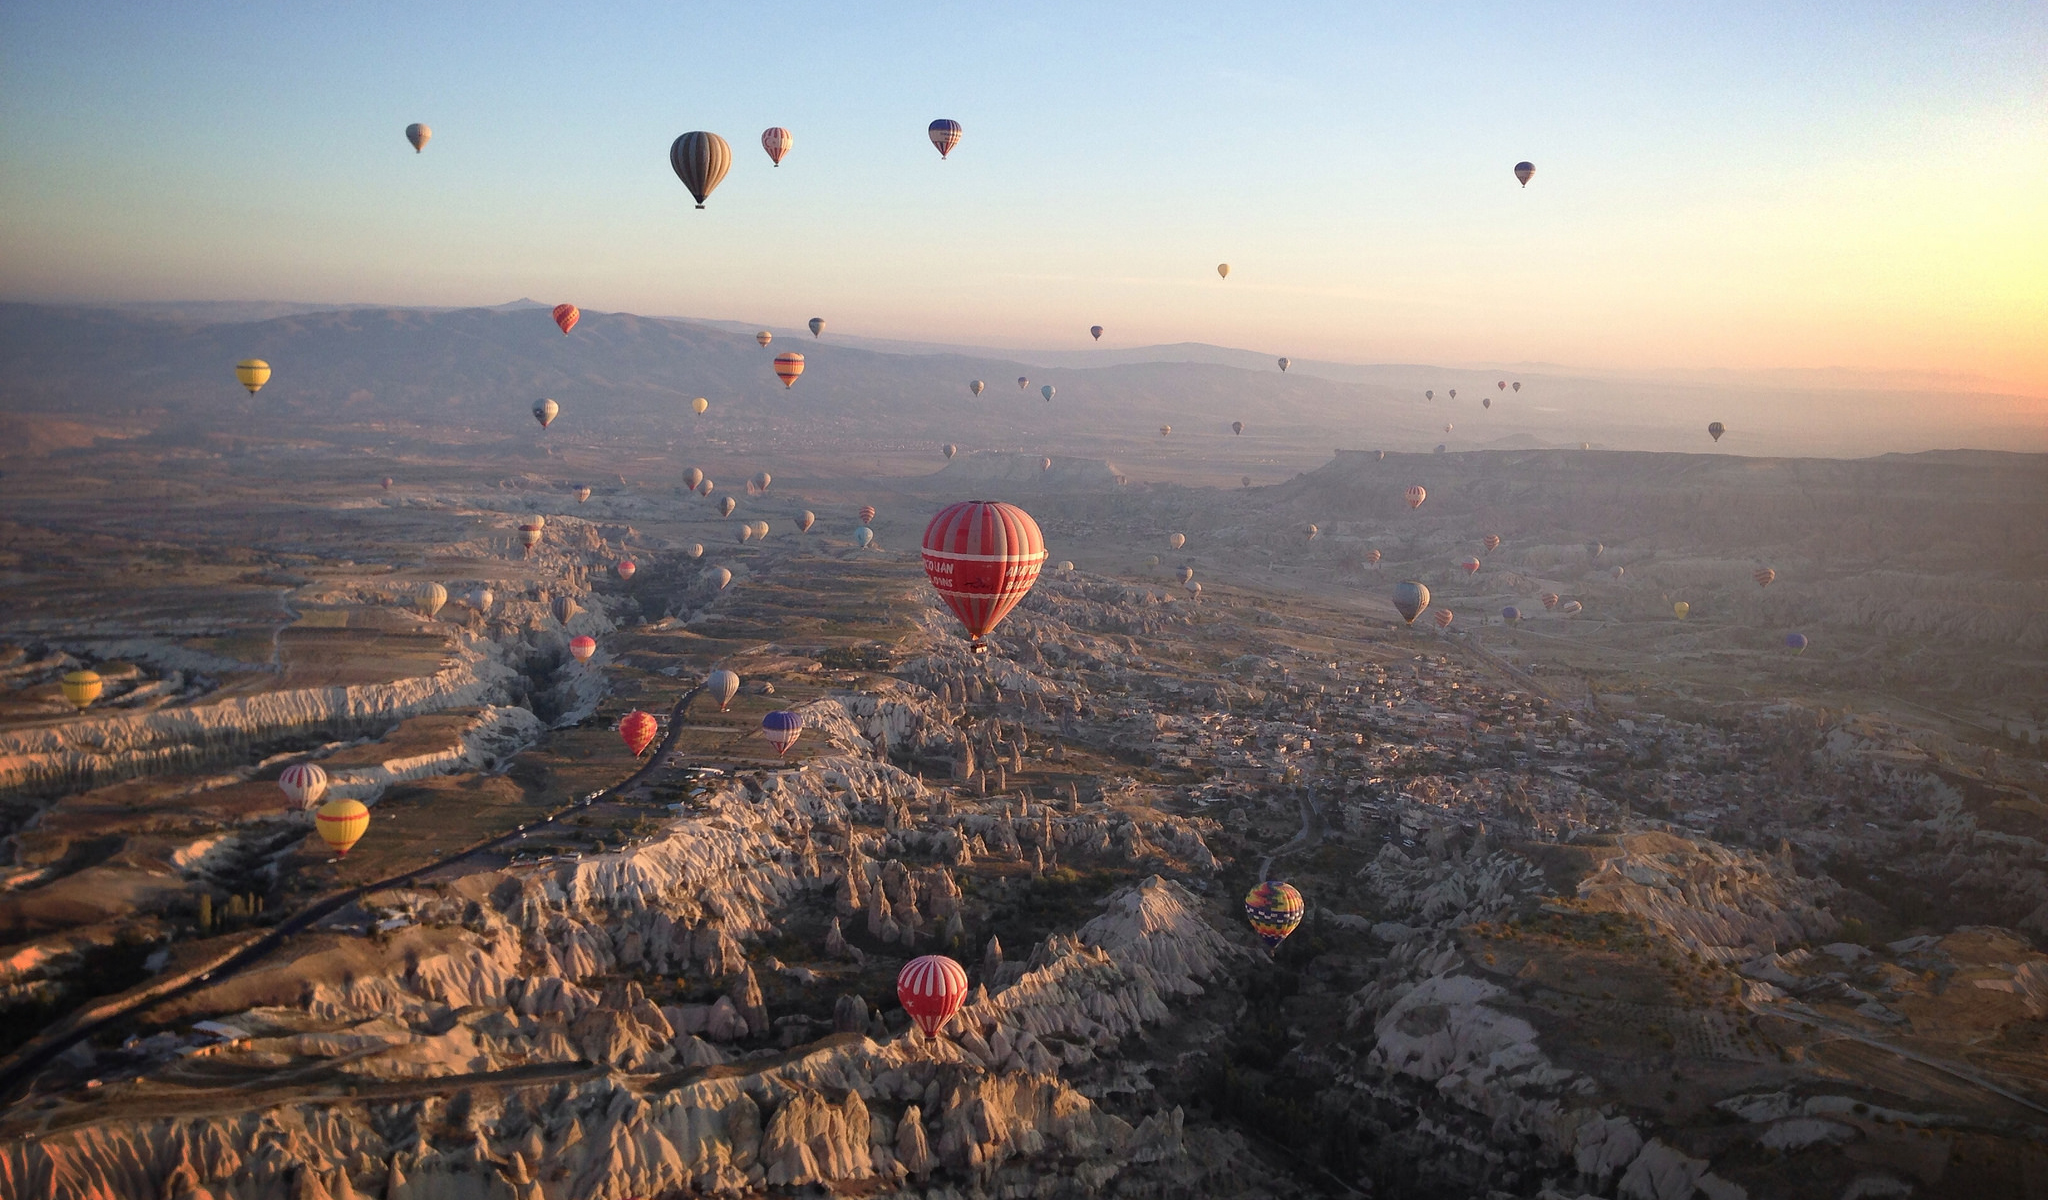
<box><xmin>468</xmin><ymin>587</ymin><xmax>495</xmax><ymax>612</ymax></box>
<box><xmin>797</xmin><ymin>511</ymin><xmax>815</xmax><ymax>532</ymax></box>
<box><xmin>1090</xmin><ymin>325</ymin><xmax>1103</xmax><ymax>341</ymax></box>
<box><xmin>382</xmin><ymin>477</ymin><xmax>394</xmax><ymax>491</ymax></box>
<box><xmin>756</xmin><ymin>330</ymin><xmax>773</xmax><ymax>347</ymax></box>
<box><xmin>773</xmin><ymin>352</ymin><xmax>806</xmax><ymax>387</ymax></box>
<box><xmin>928</xmin><ymin>119</ymin><xmax>963</xmax><ymax>159</ymax></box>
<box><xmin>855</xmin><ymin>528</ymin><xmax>874</xmax><ymax>548</ymax></box>
<box><xmin>1277</xmin><ymin>357</ymin><xmax>1289</xmax><ymax>372</ymax></box>
<box><xmin>1231</xmin><ymin>421</ymin><xmax>1244</xmax><ymax>436</ymax></box>
<box><xmin>553</xmin><ymin>304</ymin><xmax>579</xmax><ymax>335</ymax></box>
<box><xmin>1392</xmin><ymin>581</ymin><xmax>1430</xmax><ymax>624</ymax></box>
<box><xmin>1159</xmin><ymin>424</ymin><xmax>1172</xmax><ymax>437</ymax></box>
<box><xmin>416</xmin><ymin>582</ymin><xmax>447</xmax><ymax>617</ymax></box>
<box><xmin>553</xmin><ymin>596</ymin><xmax>581</xmax><ymax>624</ymax></box>
<box><xmin>316</xmin><ymin>798</ymin><xmax>370</xmax><ymax>857</ymax></box>
<box><xmin>761</xmin><ymin>126</ymin><xmax>793</xmax><ymax>165</ymax></box>
<box><xmin>616</xmin><ymin>559</ymin><xmax>636</xmax><ymax>580</ymax></box>
<box><xmin>738</xmin><ymin>524</ymin><xmax>755</xmax><ymax>544</ymax></box>
<box><xmin>1425</xmin><ymin>390</ymin><xmax>1434</xmax><ymax>401</ymax></box>
<box><xmin>1042</xmin><ymin>385</ymin><xmax>1056</xmax><ymax>403</ymax></box>
<box><xmin>533</xmin><ymin>398</ymin><xmax>559</xmax><ymax>429</ymax></box>
<box><xmin>1502</xmin><ymin>606</ymin><xmax>1522</xmax><ymax>623</ymax></box>
<box><xmin>1514</xmin><ymin>161</ymin><xmax>1535</xmax><ymax>187</ymax></box>
<box><xmin>1434</xmin><ymin>609</ymin><xmax>1455</xmax><ymax>629</ymax></box>
<box><xmin>405</xmin><ymin>123</ymin><xmax>430</xmax><ymax>153</ymax></box>
<box><xmin>1216</xmin><ymin>263</ymin><xmax>1230</xmax><ymax>279</ymax></box>
<box><xmin>1560</xmin><ymin>600</ymin><xmax>1583</xmax><ymax>614</ymax></box>
<box><xmin>1366</xmin><ymin>549</ymin><xmax>1382</xmax><ymax>566</ymax></box>
<box><xmin>1612</xmin><ymin>566</ymin><xmax>1626</xmax><ymax>580</ymax></box>
<box><xmin>1586</xmin><ymin>542</ymin><xmax>1604</xmax><ymax>559</ymax></box>
<box><xmin>1512</xmin><ymin>381</ymin><xmax>1521</xmax><ymax>393</ymax></box>
<box><xmin>859</xmin><ymin>505</ymin><xmax>877</xmax><ymax>524</ymax></box>
<box><xmin>759</xmin><ymin>710</ymin><xmax>804</xmax><ymax>755</ymax></box>
<box><xmin>1242</xmin><ymin>476</ymin><xmax>1251</xmax><ymax>487</ymax></box>
<box><xmin>1017</xmin><ymin>377</ymin><xmax>1029</xmax><ymax>391</ymax></box>
<box><xmin>1167</xmin><ymin>533</ymin><xmax>1186</xmax><ymax>550</ymax></box>
<box><xmin>1406</xmin><ymin>485</ymin><xmax>1427</xmax><ymax>510</ymax></box>
<box><xmin>1497</xmin><ymin>381</ymin><xmax>1507</xmax><ymax>392</ymax></box>
<box><xmin>711</xmin><ymin>566</ymin><xmax>733</xmax><ymax>589</ymax></box>
<box><xmin>687</xmin><ymin>543</ymin><xmax>704</xmax><ymax>558</ymax></box>
<box><xmin>517</xmin><ymin>523</ymin><xmax>544</xmax><ymax>555</ymax></box>
<box><xmin>278</xmin><ymin>763</ymin><xmax>327</xmax><ymax>810</ymax></box>
<box><xmin>698</xmin><ymin>479</ymin><xmax>714</xmax><ymax>497</ymax></box>
<box><xmin>1482</xmin><ymin>535</ymin><xmax>1501</xmax><ymax>553</ymax></box>
<box><xmin>693</xmin><ymin>397</ymin><xmax>709</xmax><ymax>415</ymax></box>
<box><xmin>1185</xmin><ymin>580</ymin><xmax>1201</xmax><ymax>597</ymax></box>
<box><xmin>719</xmin><ymin>496</ymin><xmax>737</xmax><ymax>517</ymax></box>
<box><xmin>1178</xmin><ymin>567</ymin><xmax>1195</xmax><ymax>584</ymax></box>
<box><xmin>1784</xmin><ymin>633</ymin><xmax>1809</xmax><ymax>654</ymax></box>
<box><xmin>1483</xmin><ymin>398</ymin><xmax>1491</xmax><ymax>409</ymax></box>
<box><xmin>1042</xmin><ymin>458</ymin><xmax>1054</xmax><ymax>472</ymax></box>
<box><xmin>970</xmin><ymin>380</ymin><xmax>985</xmax><ymax>396</ymax></box>
<box><xmin>1244</xmin><ymin>881</ymin><xmax>1304</xmax><ymax>951</ymax></box>
<box><xmin>943</xmin><ymin>443</ymin><xmax>957</xmax><ymax>460</ymax></box>
<box><xmin>751</xmin><ymin>470</ymin><xmax>772</xmax><ymax>493</ymax></box>
<box><xmin>808</xmin><ymin>318</ymin><xmax>824</xmax><ymax>338</ymax></box>
<box><xmin>1448</xmin><ymin>389</ymin><xmax>1456</xmax><ymax>400</ymax></box>
<box><xmin>706</xmin><ymin>668</ymin><xmax>740</xmax><ymax>710</ymax></box>
<box><xmin>897</xmin><ymin>954</ymin><xmax>968</xmax><ymax>1037</ymax></box>
<box><xmin>569</xmin><ymin>635</ymin><xmax>597</xmax><ymax>662</ymax></box>
<box><xmin>1305</xmin><ymin>523</ymin><xmax>1320</xmax><ymax>541</ymax></box>
<box><xmin>1058</xmin><ymin>560</ymin><xmax>1075</xmax><ymax>572</ymax></box>
<box><xmin>1460</xmin><ymin>556</ymin><xmax>1481</xmax><ymax>575</ymax></box>
<box><xmin>675</xmin><ymin>470</ymin><xmax>700</xmax><ymax>494</ymax></box>
<box><xmin>1445</xmin><ymin>423</ymin><xmax>1455</xmax><ymax>433</ymax></box>
<box><xmin>669</xmin><ymin>131</ymin><xmax>732</xmax><ymax>208</ymax></box>
<box><xmin>921</xmin><ymin>500</ymin><xmax>1046</xmax><ymax>653</ymax></box>
<box><xmin>620</xmin><ymin>710</ymin><xmax>660</xmax><ymax>756</ymax></box>
<box><xmin>236</xmin><ymin>359</ymin><xmax>271</xmax><ymax>395</ymax></box>
<box><xmin>1708</xmin><ymin>422</ymin><xmax>1726</xmax><ymax>442</ymax></box>
<box><xmin>1541</xmin><ymin>592</ymin><xmax>1560</xmax><ymax>610</ymax></box>
<box><xmin>576</xmin><ymin>486</ymin><xmax>592</xmax><ymax>503</ymax></box>
<box><xmin>1673</xmin><ymin>601</ymin><xmax>1690</xmax><ymax>620</ymax></box>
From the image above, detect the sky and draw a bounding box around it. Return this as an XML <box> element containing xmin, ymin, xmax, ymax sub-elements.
<box><xmin>2</xmin><ymin>2</ymin><xmax>2044</xmax><ymax>393</ymax></box>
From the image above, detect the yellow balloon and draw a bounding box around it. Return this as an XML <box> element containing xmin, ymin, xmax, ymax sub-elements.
<box><xmin>1673</xmin><ymin>601</ymin><xmax>1690</xmax><ymax>620</ymax></box>
<box><xmin>316</xmin><ymin>798</ymin><xmax>371</xmax><ymax>857</ymax></box>
<box><xmin>235</xmin><ymin>359</ymin><xmax>271</xmax><ymax>394</ymax></box>
<box><xmin>692</xmin><ymin>397</ymin><xmax>709</xmax><ymax>414</ymax></box>
<box><xmin>61</xmin><ymin>669</ymin><xmax>103</xmax><ymax>710</ymax></box>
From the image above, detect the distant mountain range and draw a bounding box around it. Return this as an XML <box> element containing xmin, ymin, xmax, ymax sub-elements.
<box><xmin>1</xmin><ymin>301</ymin><xmax>2040</xmax><ymax>458</ymax></box>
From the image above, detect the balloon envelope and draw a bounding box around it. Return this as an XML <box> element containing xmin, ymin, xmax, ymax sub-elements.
<box><xmin>405</xmin><ymin>122</ymin><xmax>430</xmax><ymax>152</ymax></box>
<box><xmin>1392</xmin><ymin>581</ymin><xmax>1431</xmax><ymax>624</ymax></box>
<box><xmin>854</xmin><ymin>527</ymin><xmax>875</xmax><ymax>548</ymax></box>
<box><xmin>760</xmin><ymin>710</ymin><xmax>804</xmax><ymax>755</ymax></box>
<box><xmin>1167</xmin><ymin>533</ymin><xmax>1186</xmax><ymax>550</ymax></box>
<box><xmin>1216</xmin><ymin>263</ymin><xmax>1230</xmax><ymax>278</ymax></box>
<box><xmin>859</xmin><ymin>505</ymin><xmax>877</xmax><ymax>524</ymax></box>
<box><xmin>761</xmin><ymin>126</ymin><xmax>793</xmax><ymax>165</ymax></box>
<box><xmin>620</xmin><ymin>711</ymin><xmax>659</xmax><ymax>756</ymax></box>
<box><xmin>1090</xmin><ymin>325</ymin><xmax>1103</xmax><ymax>340</ymax></box>
<box><xmin>1754</xmin><ymin>567</ymin><xmax>1776</xmax><ymax>588</ymax></box>
<box><xmin>236</xmin><ymin>359</ymin><xmax>271</xmax><ymax>395</ymax></box>
<box><xmin>693</xmin><ymin>397</ymin><xmax>709</xmax><ymax>415</ymax></box>
<box><xmin>1708</xmin><ymin>422</ymin><xmax>1726</xmax><ymax>442</ymax></box>
<box><xmin>1434</xmin><ymin>609</ymin><xmax>1455</xmax><ymax>629</ymax></box>
<box><xmin>712</xmin><ymin>566</ymin><xmax>733</xmax><ymax>589</ymax></box>
<box><xmin>1673</xmin><ymin>601</ymin><xmax>1690</xmax><ymax>620</ymax></box>
<box><xmin>552</xmin><ymin>304</ymin><xmax>579</xmax><ymax>335</ymax></box>
<box><xmin>316</xmin><ymin>798</ymin><xmax>371</xmax><ymax>857</ymax></box>
<box><xmin>556</xmin><ymin>594</ymin><xmax>582</xmax><ymax>623</ymax></box>
<box><xmin>669</xmin><ymin>131</ymin><xmax>733</xmax><ymax>207</ymax></box>
<box><xmin>417</xmin><ymin>582</ymin><xmax>447</xmax><ymax>616</ymax></box>
<box><xmin>1405</xmin><ymin>485</ymin><xmax>1427</xmax><ymax>510</ymax></box>
<box><xmin>1502</xmin><ymin>606</ymin><xmax>1521</xmax><ymax>622</ymax></box>
<box><xmin>706</xmin><ymin>668</ymin><xmax>741</xmax><ymax>710</ymax></box>
<box><xmin>1541</xmin><ymin>592</ymin><xmax>1560</xmax><ymax>610</ymax></box>
<box><xmin>569</xmin><ymin>635</ymin><xmax>596</xmax><ymax>662</ymax></box>
<box><xmin>1514</xmin><ymin>161</ymin><xmax>1535</xmax><ymax>186</ymax></box>
<box><xmin>928</xmin><ymin>119</ymin><xmax>963</xmax><ymax>158</ymax></box>
<box><xmin>1461</xmin><ymin>557</ymin><xmax>1481</xmax><ymax>574</ymax></box>
<box><xmin>533</xmin><ymin>398</ymin><xmax>559</xmax><ymax>429</ymax></box>
<box><xmin>809</xmin><ymin>317</ymin><xmax>824</xmax><ymax>337</ymax></box>
<box><xmin>1483</xmin><ymin>535</ymin><xmax>1501</xmax><ymax>552</ymax></box>
<box><xmin>773</xmin><ymin>352</ymin><xmax>806</xmax><ymax>387</ymax></box>
<box><xmin>897</xmin><ymin>954</ymin><xmax>969</xmax><ymax>1037</ymax></box>
<box><xmin>616</xmin><ymin>559</ymin><xmax>636</xmax><ymax>579</ymax></box>
<box><xmin>1244</xmin><ymin>881</ymin><xmax>1304</xmax><ymax>950</ymax></box>
<box><xmin>970</xmin><ymin>380</ymin><xmax>985</xmax><ymax>396</ymax></box>
<box><xmin>921</xmin><ymin>500</ymin><xmax>1047</xmax><ymax>650</ymax></box>
<box><xmin>1041</xmin><ymin>385</ymin><xmax>1056</xmax><ymax>402</ymax></box>
<box><xmin>943</xmin><ymin>443</ymin><xmax>957</xmax><ymax>459</ymax></box>
<box><xmin>719</xmin><ymin>496</ymin><xmax>737</xmax><ymax>517</ymax></box>
<box><xmin>1560</xmin><ymin>600</ymin><xmax>1584</xmax><ymax>614</ymax></box>
<box><xmin>1231</xmin><ymin>421</ymin><xmax>1244</xmax><ymax>436</ymax></box>
<box><xmin>278</xmin><ymin>763</ymin><xmax>328</xmax><ymax>810</ymax></box>
<box><xmin>1785</xmin><ymin>632</ymin><xmax>1809</xmax><ymax>653</ymax></box>
<box><xmin>756</xmin><ymin>330</ymin><xmax>773</xmax><ymax>347</ymax></box>
<box><xmin>797</xmin><ymin>511</ymin><xmax>816</xmax><ymax>532</ymax></box>
<box><xmin>1277</xmin><ymin>357</ymin><xmax>1289</xmax><ymax>371</ymax></box>
<box><xmin>683</xmin><ymin>468</ymin><xmax>704</xmax><ymax>490</ymax></box>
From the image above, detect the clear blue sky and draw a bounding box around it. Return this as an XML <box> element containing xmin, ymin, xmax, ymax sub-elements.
<box><xmin>2</xmin><ymin>2</ymin><xmax>2043</xmax><ymax>387</ymax></box>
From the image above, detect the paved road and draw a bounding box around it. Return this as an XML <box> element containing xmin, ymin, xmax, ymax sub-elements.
<box><xmin>0</xmin><ymin>683</ymin><xmax>708</xmax><ymax>1105</ymax></box>
<box><xmin>1745</xmin><ymin>997</ymin><xmax>2048</xmax><ymax>1121</ymax></box>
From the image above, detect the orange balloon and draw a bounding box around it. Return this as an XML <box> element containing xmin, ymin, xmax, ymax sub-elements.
<box><xmin>620</xmin><ymin>711</ymin><xmax>659</xmax><ymax>756</ymax></box>
<box><xmin>773</xmin><ymin>352</ymin><xmax>806</xmax><ymax>387</ymax></box>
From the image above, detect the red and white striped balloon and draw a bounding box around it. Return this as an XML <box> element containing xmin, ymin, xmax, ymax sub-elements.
<box><xmin>896</xmin><ymin>954</ymin><xmax>969</xmax><ymax>1038</ymax></box>
<box><xmin>278</xmin><ymin>763</ymin><xmax>328</xmax><ymax>810</ymax></box>
<box><xmin>920</xmin><ymin>500</ymin><xmax>1046</xmax><ymax>652</ymax></box>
